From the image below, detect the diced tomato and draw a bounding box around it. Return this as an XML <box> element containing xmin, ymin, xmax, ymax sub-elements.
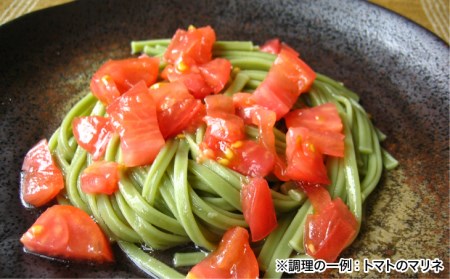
<box><xmin>252</xmin><ymin>81</ymin><xmax>291</xmax><ymax>120</ymax></box>
<box><xmin>163</xmin><ymin>58</ymin><xmax>231</xmax><ymax>99</ymax></box>
<box><xmin>250</xmin><ymin>107</ymin><xmax>276</xmax><ymax>149</ymax></box>
<box><xmin>260</xmin><ymin>38</ymin><xmax>299</xmax><ymax>57</ymax></box>
<box><xmin>284</xmin><ymin>103</ymin><xmax>343</xmax><ymax>133</ymax></box>
<box><xmin>164</xmin><ymin>25</ymin><xmax>216</xmax><ymax>66</ymax></box>
<box><xmin>296</xmin><ymin>181</ymin><xmax>332</xmax><ymax>213</ymax></box>
<box><xmin>199</xmin><ymin>104</ymin><xmax>275</xmax><ymax>176</ymax></box>
<box><xmin>163</xmin><ymin>64</ymin><xmax>213</xmax><ymax>99</ymax></box>
<box><xmin>187</xmin><ymin>227</ymin><xmax>258</xmax><ymax>279</ymax></box>
<box><xmin>232</xmin><ymin>93</ymin><xmax>276</xmax><ymax>151</ymax></box>
<box><xmin>228</xmin><ymin>140</ymin><xmax>275</xmax><ymax>177</ymax></box>
<box><xmin>289</xmin><ymin>126</ymin><xmax>344</xmax><ymax>158</ymax></box>
<box><xmin>21</xmin><ymin>139</ymin><xmax>64</xmax><ymax>207</ymax></box>
<box><xmin>275</xmin><ymin>48</ymin><xmax>315</xmax><ymax>92</ymax></box>
<box><xmin>232</xmin><ymin>92</ymin><xmax>257</xmax><ymax>120</ymax></box>
<box><xmin>72</xmin><ymin>116</ymin><xmax>113</xmax><ymax>161</ymax></box>
<box><xmin>203</xmin><ymin>112</ymin><xmax>245</xmax><ymax>144</ymax></box>
<box><xmin>20</xmin><ymin>205</ymin><xmax>113</xmax><ymax>263</ymax></box>
<box><xmin>90</xmin><ymin>55</ymin><xmax>159</xmax><ymax>105</ymax></box>
<box><xmin>80</xmin><ymin>161</ymin><xmax>120</xmax><ymax>195</ymax></box>
<box><xmin>284</xmin><ymin>103</ymin><xmax>344</xmax><ymax>157</ymax></box>
<box><xmin>107</xmin><ymin>81</ymin><xmax>165</xmax><ymax>167</ymax></box>
<box><xmin>205</xmin><ymin>94</ymin><xmax>235</xmax><ymax>115</ymax></box>
<box><xmin>233</xmin><ymin>93</ymin><xmax>289</xmax><ymax>180</ymax></box>
<box><xmin>285</xmin><ymin>127</ymin><xmax>330</xmax><ymax>185</ymax></box>
<box><xmin>198</xmin><ymin>58</ymin><xmax>232</xmax><ymax>94</ymax></box>
<box><xmin>162</xmin><ymin>26</ymin><xmax>230</xmax><ymax>99</ymax></box>
<box><xmin>299</xmin><ymin>183</ymin><xmax>358</xmax><ymax>262</ymax></box>
<box><xmin>253</xmin><ymin>48</ymin><xmax>316</xmax><ymax>119</ymax></box>
<box><xmin>259</xmin><ymin>38</ymin><xmax>281</xmax><ymax>54</ymax></box>
<box><xmin>150</xmin><ymin>81</ymin><xmax>205</xmax><ymax>138</ymax></box>
<box><xmin>241</xmin><ymin>177</ymin><xmax>277</xmax><ymax>241</ymax></box>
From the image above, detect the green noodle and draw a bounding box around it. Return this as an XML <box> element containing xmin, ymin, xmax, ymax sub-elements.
<box><xmin>46</xmin><ymin>39</ymin><xmax>397</xmax><ymax>278</ymax></box>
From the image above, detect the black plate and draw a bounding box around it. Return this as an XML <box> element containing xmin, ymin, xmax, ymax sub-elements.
<box><xmin>0</xmin><ymin>0</ymin><xmax>448</xmax><ymax>277</ymax></box>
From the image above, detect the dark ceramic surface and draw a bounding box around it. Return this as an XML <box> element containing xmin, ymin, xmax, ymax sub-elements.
<box><xmin>0</xmin><ymin>0</ymin><xmax>448</xmax><ymax>277</ymax></box>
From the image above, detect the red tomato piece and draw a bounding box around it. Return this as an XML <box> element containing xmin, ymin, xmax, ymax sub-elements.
<box><xmin>253</xmin><ymin>48</ymin><xmax>316</xmax><ymax>119</ymax></box>
<box><xmin>187</xmin><ymin>227</ymin><xmax>258</xmax><ymax>279</ymax></box>
<box><xmin>90</xmin><ymin>55</ymin><xmax>159</xmax><ymax>105</ymax></box>
<box><xmin>163</xmin><ymin>26</ymin><xmax>230</xmax><ymax>99</ymax></box>
<box><xmin>205</xmin><ymin>94</ymin><xmax>235</xmax><ymax>115</ymax></box>
<box><xmin>232</xmin><ymin>92</ymin><xmax>257</xmax><ymax>121</ymax></box>
<box><xmin>289</xmin><ymin>126</ymin><xmax>344</xmax><ymax>158</ymax></box>
<box><xmin>228</xmin><ymin>140</ymin><xmax>275</xmax><ymax>178</ymax></box>
<box><xmin>164</xmin><ymin>26</ymin><xmax>216</xmax><ymax>66</ymax></box>
<box><xmin>250</xmin><ymin>107</ymin><xmax>276</xmax><ymax>148</ymax></box>
<box><xmin>21</xmin><ymin>139</ymin><xmax>64</xmax><ymax>207</ymax></box>
<box><xmin>284</xmin><ymin>103</ymin><xmax>343</xmax><ymax>133</ymax></box>
<box><xmin>203</xmin><ymin>112</ymin><xmax>245</xmax><ymax>144</ymax></box>
<box><xmin>163</xmin><ymin>64</ymin><xmax>213</xmax><ymax>99</ymax></box>
<box><xmin>80</xmin><ymin>161</ymin><xmax>120</xmax><ymax>195</ymax></box>
<box><xmin>304</xmin><ymin>199</ymin><xmax>358</xmax><ymax>262</ymax></box>
<box><xmin>306</xmin><ymin>129</ymin><xmax>344</xmax><ymax>157</ymax></box>
<box><xmin>107</xmin><ymin>81</ymin><xmax>165</xmax><ymax>167</ymax></box>
<box><xmin>198</xmin><ymin>58</ymin><xmax>232</xmax><ymax>94</ymax></box>
<box><xmin>275</xmin><ymin>48</ymin><xmax>315</xmax><ymax>93</ymax></box>
<box><xmin>150</xmin><ymin>81</ymin><xmax>205</xmax><ymax>138</ymax></box>
<box><xmin>260</xmin><ymin>38</ymin><xmax>299</xmax><ymax>57</ymax></box>
<box><xmin>241</xmin><ymin>177</ymin><xmax>277</xmax><ymax>241</ymax></box>
<box><xmin>72</xmin><ymin>116</ymin><xmax>113</xmax><ymax>161</ymax></box>
<box><xmin>252</xmin><ymin>81</ymin><xmax>291</xmax><ymax>120</ymax></box>
<box><xmin>232</xmin><ymin>93</ymin><xmax>276</xmax><ymax>140</ymax></box>
<box><xmin>233</xmin><ymin>93</ymin><xmax>290</xmax><ymax>180</ymax></box>
<box><xmin>20</xmin><ymin>205</ymin><xmax>114</xmax><ymax>263</ymax></box>
<box><xmin>296</xmin><ymin>181</ymin><xmax>332</xmax><ymax>213</ymax></box>
<box><xmin>297</xmin><ymin>182</ymin><xmax>358</xmax><ymax>262</ymax></box>
<box><xmin>260</xmin><ymin>38</ymin><xmax>281</xmax><ymax>54</ymax></box>
<box><xmin>285</xmin><ymin>127</ymin><xmax>330</xmax><ymax>185</ymax></box>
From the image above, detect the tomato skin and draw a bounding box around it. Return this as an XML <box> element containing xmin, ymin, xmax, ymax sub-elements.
<box><xmin>20</xmin><ymin>205</ymin><xmax>114</xmax><ymax>263</ymax></box>
<box><xmin>107</xmin><ymin>81</ymin><xmax>165</xmax><ymax>167</ymax></box>
<box><xmin>80</xmin><ymin>161</ymin><xmax>120</xmax><ymax>195</ymax></box>
<box><xmin>285</xmin><ymin>103</ymin><xmax>343</xmax><ymax>133</ymax></box>
<box><xmin>285</xmin><ymin>127</ymin><xmax>330</xmax><ymax>185</ymax></box>
<box><xmin>72</xmin><ymin>116</ymin><xmax>113</xmax><ymax>161</ymax></box>
<box><xmin>187</xmin><ymin>227</ymin><xmax>258</xmax><ymax>279</ymax></box>
<box><xmin>241</xmin><ymin>177</ymin><xmax>277</xmax><ymax>241</ymax></box>
<box><xmin>150</xmin><ymin>81</ymin><xmax>205</xmax><ymax>138</ymax></box>
<box><xmin>21</xmin><ymin>139</ymin><xmax>64</xmax><ymax>207</ymax></box>
<box><xmin>164</xmin><ymin>26</ymin><xmax>216</xmax><ymax>66</ymax></box>
<box><xmin>90</xmin><ymin>55</ymin><xmax>159</xmax><ymax>105</ymax></box>
<box><xmin>299</xmin><ymin>183</ymin><xmax>358</xmax><ymax>262</ymax></box>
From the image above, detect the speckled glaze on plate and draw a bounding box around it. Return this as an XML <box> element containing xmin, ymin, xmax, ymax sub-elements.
<box><xmin>0</xmin><ymin>0</ymin><xmax>448</xmax><ymax>277</ymax></box>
